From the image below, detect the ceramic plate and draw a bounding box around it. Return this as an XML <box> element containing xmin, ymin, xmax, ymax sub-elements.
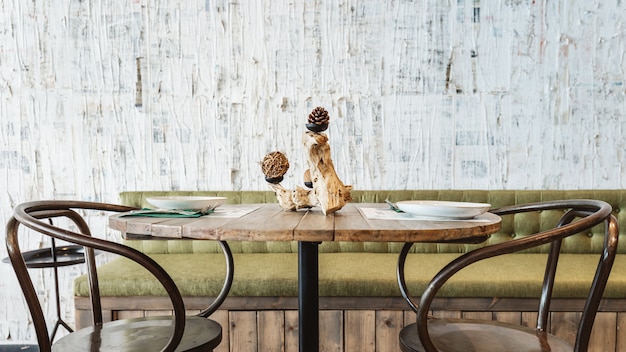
<box><xmin>396</xmin><ymin>200</ymin><xmax>491</xmax><ymax>219</ymax></box>
<box><xmin>146</xmin><ymin>196</ymin><xmax>227</xmax><ymax>211</ymax></box>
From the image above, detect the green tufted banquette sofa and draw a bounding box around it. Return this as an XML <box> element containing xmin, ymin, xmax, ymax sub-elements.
<box><xmin>74</xmin><ymin>190</ymin><xmax>626</xmax><ymax>352</ymax></box>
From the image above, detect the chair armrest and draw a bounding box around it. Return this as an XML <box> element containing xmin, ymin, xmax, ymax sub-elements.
<box><xmin>7</xmin><ymin>201</ymin><xmax>196</xmax><ymax>352</ymax></box>
<box><xmin>397</xmin><ymin>199</ymin><xmax>617</xmax><ymax>352</ymax></box>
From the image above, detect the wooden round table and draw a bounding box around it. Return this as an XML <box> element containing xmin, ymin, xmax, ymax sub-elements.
<box><xmin>110</xmin><ymin>203</ymin><xmax>501</xmax><ymax>352</ymax></box>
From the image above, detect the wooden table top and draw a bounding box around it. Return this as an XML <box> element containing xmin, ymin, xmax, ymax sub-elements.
<box><xmin>109</xmin><ymin>203</ymin><xmax>501</xmax><ymax>243</ymax></box>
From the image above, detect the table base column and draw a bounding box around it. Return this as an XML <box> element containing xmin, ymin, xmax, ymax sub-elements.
<box><xmin>298</xmin><ymin>241</ymin><xmax>319</xmax><ymax>352</ymax></box>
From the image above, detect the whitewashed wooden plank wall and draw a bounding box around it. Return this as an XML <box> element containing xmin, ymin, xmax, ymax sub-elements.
<box><xmin>0</xmin><ymin>0</ymin><xmax>624</xmax><ymax>343</ymax></box>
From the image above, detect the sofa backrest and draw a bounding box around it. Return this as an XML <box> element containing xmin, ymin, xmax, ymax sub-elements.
<box><xmin>118</xmin><ymin>190</ymin><xmax>625</xmax><ymax>255</ymax></box>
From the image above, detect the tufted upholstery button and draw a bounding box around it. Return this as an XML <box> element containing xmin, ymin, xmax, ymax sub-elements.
<box><xmin>587</xmin><ymin>233</ymin><xmax>594</xmax><ymax>238</ymax></box>
<box><xmin>510</xmin><ymin>233</ymin><xmax>516</xmax><ymax>238</ymax></box>
<box><xmin>615</xmin><ymin>208</ymin><xmax>620</xmax><ymax>213</ymax></box>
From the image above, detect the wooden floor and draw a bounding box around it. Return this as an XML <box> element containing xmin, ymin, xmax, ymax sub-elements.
<box><xmin>76</xmin><ymin>296</ymin><xmax>626</xmax><ymax>352</ymax></box>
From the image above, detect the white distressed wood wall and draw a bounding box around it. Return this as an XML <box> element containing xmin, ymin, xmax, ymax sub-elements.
<box><xmin>1</xmin><ymin>0</ymin><xmax>625</xmax><ymax>343</ymax></box>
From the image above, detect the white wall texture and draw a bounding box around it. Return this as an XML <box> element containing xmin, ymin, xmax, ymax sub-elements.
<box><xmin>1</xmin><ymin>0</ymin><xmax>625</xmax><ymax>343</ymax></box>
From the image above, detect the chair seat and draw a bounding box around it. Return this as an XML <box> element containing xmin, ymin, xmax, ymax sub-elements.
<box><xmin>399</xmin><ymin>318</ymin><xmax>572</xmax><ymax>352</ymax></box>
<box><xmin>52</xmin><ymin>316</ymin><xmax>221</xmax><ymax>352</ymax></box>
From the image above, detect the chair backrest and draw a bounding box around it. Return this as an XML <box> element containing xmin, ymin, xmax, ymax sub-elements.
<box><xmin>5</xmin><ymin>200</ymin><xmax>189</xmax><ymax>352</ymax></box>
<box><xmin>397</xmin><ymin>199</ymin><xmax>618</xmax><ymax>352</ymax></box>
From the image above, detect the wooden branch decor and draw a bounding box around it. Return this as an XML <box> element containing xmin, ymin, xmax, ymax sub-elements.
<box><xmin>262</xmin><ymin>107</ymin><xmax>352</xmax><ymax>215</ymax></box>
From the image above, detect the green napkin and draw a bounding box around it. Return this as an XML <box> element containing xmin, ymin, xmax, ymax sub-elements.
<box><xmin>121</xmin><ymin>208</ymin><xmax>214</xmax><ymax>218</ymax></box>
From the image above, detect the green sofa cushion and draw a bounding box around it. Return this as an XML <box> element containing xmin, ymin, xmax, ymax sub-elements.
<box><xmin>75</xmin><ymin>190</ymin><xmax>626</xmax><ymax>300</ymax></box>
<box><xmin>75</xmin><ymin>253</ymin><xmax>626</xmax><ymax>299</ymax></box>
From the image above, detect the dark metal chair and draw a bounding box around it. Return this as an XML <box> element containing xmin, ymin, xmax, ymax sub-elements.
<box><xmin>397</xmin><ymin>199</ymin><xmax>618</xmax><ymax>352</ymax></box>
<box><xmin>6</xmin><ymin>200</ymin><xmax>234</xmax><ymax>352</ymax></box>
<box><xmin>2</xmin><ymin>238</ymin><xmax>87</xmax><ymax>341</ymax></box>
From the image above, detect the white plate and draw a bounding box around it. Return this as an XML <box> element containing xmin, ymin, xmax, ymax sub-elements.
<box><xmin>146</xmin><ymin>196</ymin><xmax>227</xmax><ymax>211</ymax></box>
<box><xmin>396</xmin><ymin>200</ymin><xmax>491</xmax><ymax>219</ymax></box>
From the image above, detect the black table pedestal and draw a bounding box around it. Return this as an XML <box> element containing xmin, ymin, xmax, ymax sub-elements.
<box><xmin>298</xmin><ymin>241</ymin><xmax>319</xmax><ymax>352</ymax></box>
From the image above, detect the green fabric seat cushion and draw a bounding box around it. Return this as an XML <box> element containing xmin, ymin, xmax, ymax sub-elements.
<box><xmin>75</xmin><ymin>253</ymin><xmax>626</xmax><ymax>299</ymax></box>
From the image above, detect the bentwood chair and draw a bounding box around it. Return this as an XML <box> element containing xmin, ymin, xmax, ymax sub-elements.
<box><xmin>6</xmin><ymin>200</ymin><xmax>234</xmax><ymax>352</ymax></box>
<box><xmin>397</xmin><ymin>199</ymin><xmax>618</xmax><ymax>352</ymax></box>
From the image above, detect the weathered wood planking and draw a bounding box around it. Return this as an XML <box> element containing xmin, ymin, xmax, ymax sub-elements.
<box><xmin>376</xmin><ymin>310</ymin><xmax>404</xmax><ymax>352</ymax></box>
<box><xmin>258</xmin><ymin>311</ymin><xmax>285</xmax><ymax>351</ymax></box>
<box><xmin>285</xmin><ymin>311</ymin><xmax>299</xmax><ymax>351</ymax></box>
<box><xmin>211</xmin><ymin>310</ymin><xmax>230</xmax><ymax>352</ymax></box>
<box><xmin>588</xmin><ymin>312</ymin><xmax>617</xmax><ymax>352</ymax></box>
<box><xmin>319</xmin><ymin>310</ymin><xmax>343</xmax><ymax>351</ymax></box>
<box><xmin>79</xmin><ymin>306</ymin><xmax>626</xmax><ymax>352</ymax></box>
<box><xmin>110</xmin><ymin>203</ymin><xmax>501</xmax><ymax>243</ymax></box>
<box><xmin>345</xmin><ymin>310</ymin><xmax>376</xmax><ymax>351</ymax></box>
<box><xmin>229</xmin><ymin>311</ymin><xmax>257</xmax><ymax>352</ymax></box>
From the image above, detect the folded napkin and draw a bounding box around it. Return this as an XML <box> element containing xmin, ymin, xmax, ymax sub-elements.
<box><xmin>121</xmin><ymin>208</ymin><xmax>214</xmax><ymax>218</ymax></box>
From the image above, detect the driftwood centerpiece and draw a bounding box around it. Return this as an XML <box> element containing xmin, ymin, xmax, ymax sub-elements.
<box><xmin>301</xmin><ymin>131</ymin><xmax>352</xmax><ymax>214</ymax></box>
<box><xmin>262</xmin><ymin>107</ymin><xmax>352</xmax><ymax>215</ymax></box>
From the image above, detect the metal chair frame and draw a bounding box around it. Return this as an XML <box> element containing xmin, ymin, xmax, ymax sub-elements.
<box><xmin>397</xmin><ymin>199</ymin><xmax>619</xmax><ymax>352</ymax></box>
<box><xmin>6</xmin><ymin>200</ymin><xmax>234</xmax><ymax>352</ymax></box>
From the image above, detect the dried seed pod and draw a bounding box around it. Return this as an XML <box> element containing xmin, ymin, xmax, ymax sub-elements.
<box><xmin>261</xmin><ymin>151</ymin><xmax>290</xmax><ymax>183</ymax></box>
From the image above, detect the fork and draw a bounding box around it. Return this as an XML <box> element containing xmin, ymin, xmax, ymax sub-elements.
<box><xmin>384</xmin><ymin>198</ymin><xmax>404</xmax><ymax>213</ymax></box>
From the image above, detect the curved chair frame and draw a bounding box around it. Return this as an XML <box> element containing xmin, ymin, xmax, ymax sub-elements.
<box><xmin>397</xmin><ymin>199</ymin><xmax>618</xmax><ymax>352</ymax></box>
<box><xmin>6</xmin><ymin>200</ymin><xmax>234</xmax><ymax>352</ymax></box>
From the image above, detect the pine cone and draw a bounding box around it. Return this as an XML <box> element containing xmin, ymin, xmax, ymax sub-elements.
<box><xmin>308</xmin><ymin>107</ymin><xmax>330</xmax><ymax>125</ymax></box>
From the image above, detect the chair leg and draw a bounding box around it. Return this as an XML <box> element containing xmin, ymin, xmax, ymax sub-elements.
<box><xmin>50</xmin><ymin>238</ymin><xmax>74</xmax><ymax>341</ymax></box>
